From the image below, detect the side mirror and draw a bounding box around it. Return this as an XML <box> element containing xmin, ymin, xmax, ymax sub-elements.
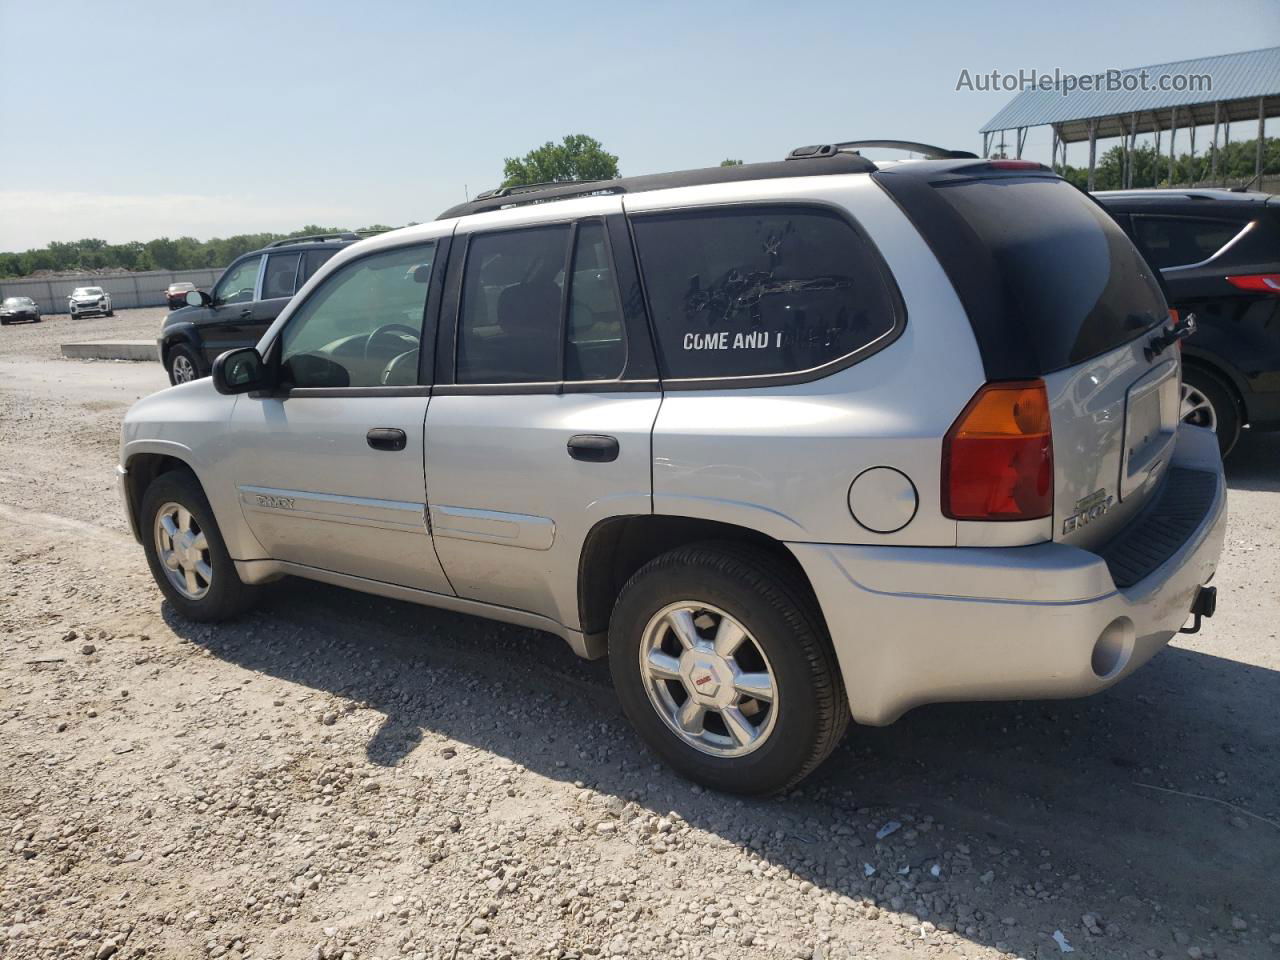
<box><xmin>212</xmin><ymin>348</ymin><xmax>268</xmax><ymax>395</ymax></box>
<box><xmin>185</xmin><ymin>289</ymin><xmax>212</xmax><ymax>307</ymax></box>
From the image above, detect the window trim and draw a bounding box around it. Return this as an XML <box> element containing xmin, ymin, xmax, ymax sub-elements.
<box><xmin>1130</xmin><ymin>214</ymin><xmax>1256</xmax><ymax>273</ymax></box>
<box><xmin>626</xmin><ymin>199</ymin><xmax>907</xmax><ymax>391</ymax></box>
<box><xmin>262</xmin><ymin>238</ymin><xmax>442</xmax><ymax>396</ymax></box>
<box><xmin>437</xmin><ymin>215</ymin><xmax>643</xmax><ymax>395</ymax></box>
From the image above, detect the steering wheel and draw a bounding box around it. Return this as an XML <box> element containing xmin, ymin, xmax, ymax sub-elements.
<box><xmin>364</xmin><ymin>323</ymin><xmax>420</xmax><ymax>363</ymax></box>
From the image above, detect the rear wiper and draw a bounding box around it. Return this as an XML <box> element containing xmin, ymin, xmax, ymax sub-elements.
<box><xmin>1145</xmin><ymin>312</ymin><xmax>1197</xmax><ymax>361</ymax></box>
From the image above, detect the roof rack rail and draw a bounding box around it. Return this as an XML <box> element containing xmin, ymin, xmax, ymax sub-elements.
<box><xmin>266</xmin><ymin>231</ymin><xmax>361</xmax><ymax>248</ymax></box>
<box><xmin>437</xmin><ymin>153</ymin><xmax>877</xmax><ymax>220</ymax></box>
<box><xmin>474</xmin><ymin>179</ymin><xmax>608</xmax><ymax>201</ymax></box>
<box><xmin>788</xmin><ymin>140</ymin><xmax>978</xmax><ymax>161</ymax></box>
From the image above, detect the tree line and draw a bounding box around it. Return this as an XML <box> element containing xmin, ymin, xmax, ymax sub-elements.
<box><xmin>1061</xmin><ymin>136</ymin><xmax>1277</xmax><ymax>191</ymax></box>
<box><xmin>0</xmin><ymin>225</ymin><xmax>396</xmax><ymax>280</ymax></box>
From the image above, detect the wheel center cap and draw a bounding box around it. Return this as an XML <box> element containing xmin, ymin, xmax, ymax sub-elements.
<box><xmin>682</xmin><ymin>653</ymin><xmax>729</xmax><ymax>704</ymax></box>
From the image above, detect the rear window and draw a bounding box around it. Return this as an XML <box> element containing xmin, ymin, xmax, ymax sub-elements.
<box><xmin>931</xmin><ymin>177</ymin><xmax>1166</xmax><ymax>373</ymax></box>
<box><xmin>1131</xmin><ymin>216</ymin><xmax>1243</xmax><ymax>269</ymax></box>
<box><xmin>630</xmin><ymin>206</ymin><xmax>900</xmax><ymax>381</ymax></box>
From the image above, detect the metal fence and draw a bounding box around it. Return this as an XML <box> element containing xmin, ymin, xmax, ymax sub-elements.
<box><xmin>0</xmin><ymin>268</ymin><xmax>224</xmax><ymax>315</ymax></box>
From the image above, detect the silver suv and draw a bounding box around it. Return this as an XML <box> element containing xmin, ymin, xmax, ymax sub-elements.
<box><xmin>118</xmin><ymin>145</ymin><xmax>1227</xmax><ymax>793</ymax></box>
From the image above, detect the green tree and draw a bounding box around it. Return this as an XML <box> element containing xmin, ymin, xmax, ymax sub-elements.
<box><xmin>1064</xmin><ymin>136</ymin><xmax>1278</xmax><ymax>191</ymax></box>
<box><xmin>501</xmin><ymin>134</ymin><xmax>619</xmax><ymax>188</ymax></box>
<box><xmin>720</xmin><ymin>158</ymin><xmax>744</xmax><ymax>167</ymax></box>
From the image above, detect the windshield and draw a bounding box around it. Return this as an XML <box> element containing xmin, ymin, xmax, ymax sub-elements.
<box><xmin>4</xmin><ymin>297</ymin><xmax>32</xmax><ymax>307</ymax></box>
<box><xmin>74</xmin><ymin>287</ymin><xmax>104</xmax><ymax>297</ymax></box>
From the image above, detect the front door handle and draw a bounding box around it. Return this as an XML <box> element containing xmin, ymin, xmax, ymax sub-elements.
<box><xmin>367</xmin><ymin>427</ymin><xmax>407</xmax><ymax>452</ymax></box>
<box><xmin>567</xmin><ymin>434</ymin><xmax>619</xmax><ymax>463</ymax></box>
<box><xmin>238</xmin><ymin>308</ymin><xmax>253</xmax><ymax>320</ymax></box>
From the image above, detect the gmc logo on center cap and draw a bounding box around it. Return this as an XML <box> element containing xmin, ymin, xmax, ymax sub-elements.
<box><xmin>694</xmin><ymin>674</ymin><xmax>713</xmax><ymax>687</ymax></box>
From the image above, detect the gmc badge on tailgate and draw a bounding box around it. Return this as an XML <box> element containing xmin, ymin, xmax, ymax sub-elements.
<box><xmin>1063</xmin><ymin>488</ymin><xmax>1113</xmax><ymax>535</ymax></box>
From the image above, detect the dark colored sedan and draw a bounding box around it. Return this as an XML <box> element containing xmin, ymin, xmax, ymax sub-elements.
<box><xmin>1097</xmin><ymin>188</ymin><xmax>1280</xmax><ymax>457</ymax></box>
<box><xmin>0</xmin><ymin>296</ymin><xmax>41</xmax><ymax>325</ymax></box>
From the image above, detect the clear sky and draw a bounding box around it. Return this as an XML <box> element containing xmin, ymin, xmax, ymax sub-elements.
<box><xmin>1</xmin><ymin>0</ymin><xmax>1277</xmax><ymax>250</ymax></box>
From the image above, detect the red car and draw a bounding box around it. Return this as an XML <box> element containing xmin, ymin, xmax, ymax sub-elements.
<box><xmin>165</xmin><ymin>282</ymin><xmax>198</xmax><ymax>310</ymax></box>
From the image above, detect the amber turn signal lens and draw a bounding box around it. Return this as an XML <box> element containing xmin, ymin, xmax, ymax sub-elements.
<box><xmin>942</xmin><ymin>380</ymin><xmax>1053</xmax><ymax>521</ymax></box>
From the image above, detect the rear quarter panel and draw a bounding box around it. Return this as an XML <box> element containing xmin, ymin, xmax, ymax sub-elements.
<box><xmin>636</xmin><ymin>175</ymin><xmax>985</xmax><ymax>546</ymax></box>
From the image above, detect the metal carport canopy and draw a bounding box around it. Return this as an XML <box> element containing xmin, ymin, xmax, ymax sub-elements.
<box><xmin>979</xmin><ymin>46</ymin><xmax>1280</xmax><ymax>143</ymax></box>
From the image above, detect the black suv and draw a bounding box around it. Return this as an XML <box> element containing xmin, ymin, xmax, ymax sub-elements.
<box><xmin>158</xmin><ymin>233</ymin><xmax>359</xmax><ymax>384</ymax></box>
<box><xmin>1096</xmin><ymin>189</ymin><xmax>1280</xmax><ymax>456</ymax></box>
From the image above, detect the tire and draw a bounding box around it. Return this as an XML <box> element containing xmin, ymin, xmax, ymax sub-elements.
<box><xmin>167</xmin><ymin>345</ymin><xmax>201</xmax><ymax>385</ymax></box>
<box><xmin>140</xmin><ymin>469</ymin><xmax>260</xmax><ymax>622</ymax></box>
<box><xmin>1181</xmin><ymin>365</ymin><xmax>1241</xmax><ymax>458</ymax></box>
<box><xmin>106</xmin><ymin>309</ymin><xmax>114</xmax><ymax>317</ymax></box>
<box><xmin>608</xmin><ymin>542</ymin><xmax>849</xmax><ymax>795</ymax></box>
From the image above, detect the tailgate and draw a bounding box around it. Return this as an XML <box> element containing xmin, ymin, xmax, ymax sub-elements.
<box><xmin>1044</xmin><ymin>341</ymin><xmax>1180</xmax><ymax>549</ymax></box>
<box><xmin>890</xmin><ymin>171</ymin><xmax>1177</xmax><ymax>548</ymax></box>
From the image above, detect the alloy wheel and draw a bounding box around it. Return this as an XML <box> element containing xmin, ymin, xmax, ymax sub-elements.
<box><xmin>153</xmin><ymin>501</ymin><xmax>212</xmax><ymax>600</ymax></box>
<box><xmin>638</xmin><ymin>601</ymin><xmax>778</xmax><ymax>758</ymax></box>
<box><xmin>171</xmin><ymin>354</ymin><xmax>196</xmax><ymax>383</ymax></box>
<box><xmin>1180</xmin><ymin>382</ymin><xmax>1218</xmax><ymax>432</ymax></box>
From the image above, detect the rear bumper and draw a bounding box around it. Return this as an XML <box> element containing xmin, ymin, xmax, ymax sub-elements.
<box><xmin>790</xmin><ymin>425</ymin><xmax>1227</xmax><ymax>726</ymax></box>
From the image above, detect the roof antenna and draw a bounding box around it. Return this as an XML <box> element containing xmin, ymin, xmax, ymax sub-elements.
<box><xmin>464</xmin><ymin>183</ymin><xmax>470</xmax><ymax>201</ymax></box>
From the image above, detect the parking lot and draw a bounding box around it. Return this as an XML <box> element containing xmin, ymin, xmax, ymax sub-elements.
<box><xmin>1</xmin><ymin>308</ymin><xmax>1278</xmax><ymax>960</ymax></box>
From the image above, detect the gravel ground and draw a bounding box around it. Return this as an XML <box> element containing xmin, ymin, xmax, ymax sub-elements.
<box><xmin>2</xmin><ymin>313</ymin><xmax>1279</xmax><ymax>960</ymax></box>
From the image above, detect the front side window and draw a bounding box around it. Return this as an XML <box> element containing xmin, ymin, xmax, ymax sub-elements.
<box><xmin>214</xmin><ymin>257</ymin><xmax>261</xmax><ymax>305</ymax></box>
<box><xmin>456</xmin><ymin>225</ymin><xmax>569</xmax><ymax>384</ymax></box>
<box><xmin>1132</xmin><ymin>216</ymin><xmax>1244</xmax><ymax>270</ymax></box>
<box><xmin>280</xmin><ymin>242</ymin><xmax>436</xmax><ymax>388</ymax></box>
<box><xmin>261</xmin><ymin>252</ymin><xmax>301</xmax><ymax>300</ymax></box>
<box><xmin>631</xmin><ymin>206</ymin><xmax>899</xmax><ymax>380</ymax></box>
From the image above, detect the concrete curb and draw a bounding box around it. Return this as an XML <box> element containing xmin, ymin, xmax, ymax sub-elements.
<box><xmin>61</xmin><ymin>340</ymin><xmax>159</xmax><ymax>362</ymax></box>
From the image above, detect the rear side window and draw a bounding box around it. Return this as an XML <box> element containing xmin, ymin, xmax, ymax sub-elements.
<box><xmin>566</xmin><ymin>221</ymin><xmax>626</xmax><ymax>381</ymax></box>
<box><xmin>456</xmin><ymin>226</ymin><xmax>569</xmax><ymax>384</ymax></box>
<box><xmin>1131</xmin><ymin>216</ymin><xmax>1243</xmax><ymax>269</ymax></box>
<box><xmin>300</xmin><ymin>248</ymin><xmax>338</xmax><ymax>285</ymax></box>
<box><xmin>262</xmin><ymin>252</ymin><xmax>301</xmax><ymax>299</ymax></box>
<box><xmin>631</xmin><ymin>206</ymin><xmax>899</xmax><ymax>380</ymax></box>
<box><xmin>931</xmin><ymin>177</ymin><xmax>1166</xmax><ymax>372</ymax></box>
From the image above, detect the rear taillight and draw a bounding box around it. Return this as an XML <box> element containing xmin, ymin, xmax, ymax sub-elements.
<box><xmin>942</xmin><ymin>380</ymin><xmax>1053</xmax><ymax>521</ymax></box>
<box><xmin>1225</xmin><ymin>273</ymin><xmax>1280</xmax><ymax>294</ymax></box>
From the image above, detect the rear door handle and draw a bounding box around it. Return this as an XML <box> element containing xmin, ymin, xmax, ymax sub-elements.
<box><xmin>367</xmin><ymin>427</ymin><xmax>407</xmax><ymax>451</ymax></box>
<box><xmin>567</xmin><ymin>434</ymin><xmax>619</xmax><ymax>463</ymax></box>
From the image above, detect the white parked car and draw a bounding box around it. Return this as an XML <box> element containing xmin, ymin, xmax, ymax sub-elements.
<box><xmin>118</xmin><ymin>143</ymin><xmax>1226</xmax><ymax>793</ymax></box>
<box><xmin>68</xmin><ymin>286</ymin><xmax>113</xmax><ymax>317</ymax></box>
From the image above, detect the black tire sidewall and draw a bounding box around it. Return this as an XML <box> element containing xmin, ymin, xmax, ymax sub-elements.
<box><xmin>609</xmin><ymin>548</ymin><xmax>838</xmax><ymax>794</ymax></box>
<box><xmin>1183</xmin><ymin>366</ymin><xmax>1240</xmax><ymax>457</ymax></box>
<box><xmin>140</xmin><ymin>470</ymin><xmax>253</xmax><ymax>621</ymax></box>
